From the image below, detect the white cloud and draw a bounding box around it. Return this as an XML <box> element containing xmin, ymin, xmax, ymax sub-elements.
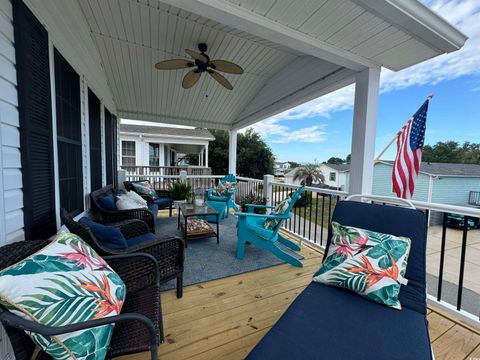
<box><xmin>249</xmin><ymin>0</ymin><xmax>480</xmax><ymax>141</ymax></box>
<box><xmin>270</xmin><ymin>125</ymin><xmax>327</xmax><ymax>143</ymax></box>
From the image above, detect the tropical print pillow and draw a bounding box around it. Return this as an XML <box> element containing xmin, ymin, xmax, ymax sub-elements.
<box><xmin>132</xmin><ymin>181</ymin><xmax>158</xmax><ymax>199</ymax></box>
<box><xmin>213</xmin><ymin>181</ymin><xmax>237</xmax><ymax>196</ymax></box>
<box><xmin>0</xmin><ymin>232</ymin><xmax>125</xmax><ymax>359</ymax></box>
<box><xmin>264</xmin><ymin>197</ymin><xmax>291</xmax><ymax>230</ymax></box>
<box><xmin>313</xmin><ymin>222</ymin><xmax>411</xmax><ymax>309</ymax></box>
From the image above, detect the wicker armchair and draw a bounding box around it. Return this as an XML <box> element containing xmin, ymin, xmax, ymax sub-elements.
<box><xmin>0</xmin><ymin>239</ymin><xmax>162</xmax><ymax>360</ymax></box>
<box><xmin>90</xmin><ymin>184</ymin><xmax>156</xmax><ymax>232</ymax></box>
<box><xmin>124</xmin><ymin>180</ymin><xmax>174</xmax><ymax>217</ymax></box>
<box><xmin>61</xmin><ymin>208</ymin><xmax>185</xmax><ymax>298</ymax></box>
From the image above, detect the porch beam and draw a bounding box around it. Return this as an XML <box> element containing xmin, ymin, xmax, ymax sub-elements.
<box><xmin>349</xmin><ymin>68</ymin><xmax>381</xmax><ymax>195</ymax></box>
<box><xmin>228</xmin><ymin>130</ymin><xmax>237</xmax><ymax>175</ymax></box>
<box><xmin>159</xmin><ymin>0</ymin><xmax>377</xmax><ymax>71</ymax></box>
<box><xmin>205</xmin><ymin>144</ymin><xmax>209</xmax><ymax>168</ymax></box>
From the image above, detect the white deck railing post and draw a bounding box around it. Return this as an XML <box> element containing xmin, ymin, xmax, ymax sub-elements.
<box><xmin>349</xmin><ymin>67</ymin><xmax>380</xmax><ymax>195</ymax></box>
<box><xmin>228</xmin><ymin>130</ymin><xmax>237</xmax><ymax>175</ymax></box>
<box><xmin>264</xmin><ymin>175</ymin><xmax>274</xmax><ymax>213</ymax></box>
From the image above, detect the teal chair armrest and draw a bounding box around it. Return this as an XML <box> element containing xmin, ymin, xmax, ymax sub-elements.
<box><xmin>235</xmin><ymin>212</ymin><xmax>289</xmax><ymax>220</ymax></box>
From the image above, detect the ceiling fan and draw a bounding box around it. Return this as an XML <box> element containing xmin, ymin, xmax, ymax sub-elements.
<box><xmin>154</xmin><ymin>43</ymin><xmax>244</xmax><ymax>90</ymax></box>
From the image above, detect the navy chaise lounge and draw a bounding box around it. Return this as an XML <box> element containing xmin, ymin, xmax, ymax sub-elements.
<box><xmin>246</xmin><ymin>200</ymin><xmax>432</xmax><ymax>360</ymax></box>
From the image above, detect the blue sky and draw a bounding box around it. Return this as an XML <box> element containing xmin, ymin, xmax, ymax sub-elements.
<box><xmin>248</xmin><ymin>0</ymin><xmax>480</xmax><ymax>163</ymax></box>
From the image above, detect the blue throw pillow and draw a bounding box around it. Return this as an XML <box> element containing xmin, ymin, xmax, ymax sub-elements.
<box><xmin>78</xmin><ymin>217</ymin><xmax>128</xmax><ymax>249</ymax></box>
<box><xmin>97</xmin><ymin>195</ymin><xmax>117</xmax><ymax>211</ymax></box>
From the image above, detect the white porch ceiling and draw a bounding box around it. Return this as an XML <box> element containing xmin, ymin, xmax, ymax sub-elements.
<box><xmin>77</xmin><ymin>0</ymin><xmax>466</xmax><ymax>130</ymax></box>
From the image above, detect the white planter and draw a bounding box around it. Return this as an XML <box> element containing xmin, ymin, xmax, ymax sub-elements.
<box><xmin>194</xmin><ymin>198</ymin><xmax>204</xmax><ymax>207</ymax></box>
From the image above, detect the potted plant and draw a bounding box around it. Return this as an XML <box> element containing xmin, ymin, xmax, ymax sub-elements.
<box><xmin>170</xmin><ymin>180</ymin><xmax>193</xmax><ymax>210</ymax></box>
<box><xmin>239</xmin><ymin>193</ymin><xmax>267</xmax><ymax>214</ymax></box>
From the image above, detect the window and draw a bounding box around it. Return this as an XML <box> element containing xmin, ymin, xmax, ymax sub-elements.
<box><xmin>149</xmin><ymin>143</ymin><xmax>160</xmax><ymax>166</ymax></box>
<box><xmin>88</xmin><ymin>89</ymin><xmax>102</xmax><ymax>191</ymax></box>
<box><xmin>55</xmin><ymin>49</ymin><xmax>83</xmax><ymax>215</ymax></box>
<box><xmin>14</xmin><ymin>0</ymin><xmax>57</xmax><ymax>238</ymax></box>
<box><xmin>122</xmin><ymin>141</ymin><xmax>136</xmax><ymax>167</ymax></box>
<box><xmin>329</xmin><ymin>172</ymin><xmax>336</xmax><ymax>181</ymax></box>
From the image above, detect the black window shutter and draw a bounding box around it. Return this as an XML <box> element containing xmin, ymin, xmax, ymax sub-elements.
<box><xmin>112</xmin><ymin>114</ymin><xmax>118</xmax><ymax>187</ymax></box>
<box><xmin>13</xmin><ymin>0</ymin><xmax>57</xmax><ymax>239</ymax></box>
<box><xmin>88</xmin><ymin>89</ymin><xmax>102</xmax><ymax>191</ymax></box>
<box><xmin>104</xmin><ymin>108</ymin><xmax>115</xmax><ymax>186</ymax></box>
<box><xmin>54</xmin><ymin>49</ymin><xmax>83</xmax><ymax>215</ymax></box>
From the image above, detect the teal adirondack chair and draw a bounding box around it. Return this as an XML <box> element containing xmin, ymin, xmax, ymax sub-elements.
<box><xmin>236</xmin><ymin>186</ymin><xmax>304</xmax><ymax>267</ymax></box>
<box><xmin>205</xmin><ymin>174</ymin><xmax>238</xmax><ymax>218</ymax></box>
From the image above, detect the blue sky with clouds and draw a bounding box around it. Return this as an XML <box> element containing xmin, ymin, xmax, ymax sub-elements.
<box><xmin>248</xmin><ymin>0</ymin><xmax>480</xmax><ymax>163</ymax></box>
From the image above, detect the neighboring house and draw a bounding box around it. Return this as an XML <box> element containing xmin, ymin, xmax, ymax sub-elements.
<box><xmin>284</xmin><ymin>163</ymin><xmax>349</xmax><ymax>189</ymax></box>
<box><xmin>120</xmin><ymin>124</ymin><xmax>215</xmax><ymax>168</ymax></box>
<box><xmin>319</xmin><ymin>163</ymin><xmax>350</xmax><ymax>190</ymax></box>
<box><xmin>274</xmin><ymin>161</ymin><xmax>291</xmax><ymax>176</ymax></box>
<box><xmin>345</xmin><ymin>161</ymin><xmax>480</xmax><ymax>224</ymax></box>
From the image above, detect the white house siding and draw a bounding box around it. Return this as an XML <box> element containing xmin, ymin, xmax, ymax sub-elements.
<box><xmin>0</xmin><ymin>0</ymin><xmax>22</xmax><ymax>247</ymax></box>
<box><xmin>0</xmin><ymin>1</ymin><xmax>19</xmax><ymax>358</ymax></box>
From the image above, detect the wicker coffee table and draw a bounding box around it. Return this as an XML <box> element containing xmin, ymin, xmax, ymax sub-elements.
<box><xmin>177</xmin><ymin>203</ymin><xmax>219</xmax><ymax>247</ymax></box>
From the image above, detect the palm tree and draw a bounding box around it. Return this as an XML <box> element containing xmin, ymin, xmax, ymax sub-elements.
<box><xmin>292</xmin><ymin>163</ymin><xmax>325</xmax><ymax>186</ymax></box>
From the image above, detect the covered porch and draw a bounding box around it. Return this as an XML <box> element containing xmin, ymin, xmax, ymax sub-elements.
<box><xmin>0</xmin><ymin>0</ymin><xmax>475</xmax><ymax>359</ymax></box>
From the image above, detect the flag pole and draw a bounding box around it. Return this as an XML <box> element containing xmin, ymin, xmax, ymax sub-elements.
<box><xmin>374</xmin><ymin>94</ymin><xmax>434</xmax><ymax>163</ymax></box>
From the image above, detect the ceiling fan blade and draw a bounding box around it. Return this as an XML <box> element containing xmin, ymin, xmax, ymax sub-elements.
<box><xmin>208</xmin><ymin>70</ymin><xmax>233</xmax><ymax>90</ymax></box>
<box><xmin>155</xmin><ymin>59</ymin><xmax>192</xmax><ymax>70</ymax></box>
<box><xmin>210</xmin><ymin>60</ymin><xmax>244</xmax><ymax>74</ymax></box>
<box><xmin>185</xmin><ymin>49</ymin><xmax>208</xmax><ymax>63</ymax></box>
<box><xmin>182</xmin><ymin>70</ymin><xmax>201</xmax><ymax>89</ymax></box>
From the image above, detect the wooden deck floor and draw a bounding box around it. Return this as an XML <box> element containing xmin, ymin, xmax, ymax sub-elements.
<box><xmin>118</xmin><ymin>238</ymin><xmax>480</xmax><ymax>360</ymax></box>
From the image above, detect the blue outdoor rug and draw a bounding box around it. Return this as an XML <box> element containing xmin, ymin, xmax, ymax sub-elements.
<box><xmin>155</xmin><ymin>215</ymin><xmax>303</xmax><ymax>291</ymax></box>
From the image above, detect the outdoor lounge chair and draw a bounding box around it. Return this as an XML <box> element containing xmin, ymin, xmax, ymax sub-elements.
<box><xmin>246</xmin><ymin>198</ymin><xmax>432</xmax><ymax>360</ymax></box>
<box><xmin>61</xmin><ymin>208</ymin><xmax>185</xmax><ymax>298</ymax></box>
<box><xmin>236</xmin><ymin>186</ymin><xmax>304</xmax><ymax>267</ymax></box>
<box><xmin>124</xmin><ymin>179</ymin><xmax>174</xmax><ymax>217</ymax></box>
<box><xmin>90</xmin><ymin>184</ymin><xmax>157</xmax><ymax>233</ymax></box>
<box><xmin>205</xmin><ymin>173</ymin><xmax>238</xmax><ymax>217</ymax></box>
<box><xmin>0</xmin><ymin>239</ymin><xmax>162</xmax><ymax>360</ymax></box>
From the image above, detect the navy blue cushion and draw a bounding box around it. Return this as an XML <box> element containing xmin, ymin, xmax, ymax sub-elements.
<box><xmin>78</xmin><ymin>217</ymin><xmax>127</xmax><ymax>249</ymax></box>
<box><xmin>247</xmin><ymin>282</ymin><xmax>431</xmax><ymax>360</ymax></box>
<box><xmin>153</xmin><ymin>197</ymin><xmax>173</xmax><ymax>207</ymax></box>
<box><xmin>329</xmin><ymin>201</ymin><xmax>427</xmax><ymax>314</ymax></box>
<box><xmin>148</xmin><ymin>203</ymin><xmax>158</xmax><ymax>228</ymax></box>
<box><xmin>97</xmin><ymin>195</ymin><xmax>117</xmax><ymax>211</ymax></box>
<box><xmin>127</xmin><ymin>232</ymin><xmax>156</xmax><ymax>247</ymax></box>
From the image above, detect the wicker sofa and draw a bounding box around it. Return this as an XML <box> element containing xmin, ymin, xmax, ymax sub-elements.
<box><xmin>90</xmin><ymin>184</ymin><xmax>157</xmax><ymax>233</ymax></box>
<box><xmin>0</xmin><ymin>239</ymin><xmax>162</xmax><ymax>360</ymax></box>
<box><xmin>61</xmin><ymin>209</ymin><xmax>185</xmax><ymax>298</ymax></box>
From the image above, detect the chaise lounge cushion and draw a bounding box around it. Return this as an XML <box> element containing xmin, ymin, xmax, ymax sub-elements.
<box><xmin>79</xmin><ymin>217</ymin><xmax>128</xmax><ymax>249</ymax></box>
<box><xmin>246</xmin><ymin>282</ymin><xmax>432</xmax><ymax>360</ymax></box>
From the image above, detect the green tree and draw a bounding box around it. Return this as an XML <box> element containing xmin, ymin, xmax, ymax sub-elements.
<box><xmin>288</xmin><ymin>161</ymin><xmax>301</xmax><ymax>169</ymax></box>
<box><xmin>184</xmin><ymin>153</ymin><xmax>199</xmax><ymax>165</ymax></box>
<box><xmin>208</xmin><ymin>129</ymin><xmax>229</xmax><ymax>175</ymax></box>
<box><xmin>292</xmin><ymin>163</ymin><xmax>325</xmax><ymax>186</ymax></box>
<box><xmin>345</xmin><ymin>154</ymin><xmax>351</xmax><ymax>164</ymax></box>
<box><xmin>207</xmin><ymin>128</ymin><xmax>275</xmax><ymax>178</ymax></box>
<box><xmin>420</xmin><ymin>141</ymin><xmax>480</xmax><ymax>164</ymax></box>
<box><xmin>326</xmin><ymin>157</ymin><xmax>345</xmax><ymax>165</ymax></box>
<box><xmin>237</xmin><ymin>129</ymin><xmax>275</xmax><ymax>178</ymax></box>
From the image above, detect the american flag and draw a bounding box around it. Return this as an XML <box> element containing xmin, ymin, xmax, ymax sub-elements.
<box><xmin>392</xmin><ymin>99</ymin><xmax>429</xmax><ymax>199</ymax></box>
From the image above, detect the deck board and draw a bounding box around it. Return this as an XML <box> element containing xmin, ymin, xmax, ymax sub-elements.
<box><xmin>118</xmin><ymin>240</ymin><xmax>480</xmax><ymax>360</ymax></box>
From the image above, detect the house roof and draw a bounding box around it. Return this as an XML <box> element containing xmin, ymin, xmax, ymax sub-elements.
<box><xmin>322</xmin><ymin>163</ymin><xmax>351</xmax><ymax>172</ymax></box>
<box><xmin>378</xmin><ymin>161</ymin><xmax>480</xmax><ymax>177</ymax></box>
<box><xmin>120</xmin><ymin>124</ymin><xmax>215</xmax><ymax>140</ymax></box>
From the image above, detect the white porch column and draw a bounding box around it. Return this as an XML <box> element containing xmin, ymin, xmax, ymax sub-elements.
<box><xmin>349</xmin><ymin>67</ymin><xmax>381</xmax><ymax>195</ymax></box>
<box><xmin>228</xmin><ymin>130</ymin><xmax>237</xmax><ymax>175</ymax></box>
<box><xmin>205</xmin><ymin>144</ymin><xmax>209</xmax><ymax>168</ymax></box>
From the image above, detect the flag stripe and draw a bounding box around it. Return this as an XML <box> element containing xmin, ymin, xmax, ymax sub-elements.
<box><xmin>392</xmin><ymin>100</ymin><xmax>429</xmax><ymax>199</ymax></box>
